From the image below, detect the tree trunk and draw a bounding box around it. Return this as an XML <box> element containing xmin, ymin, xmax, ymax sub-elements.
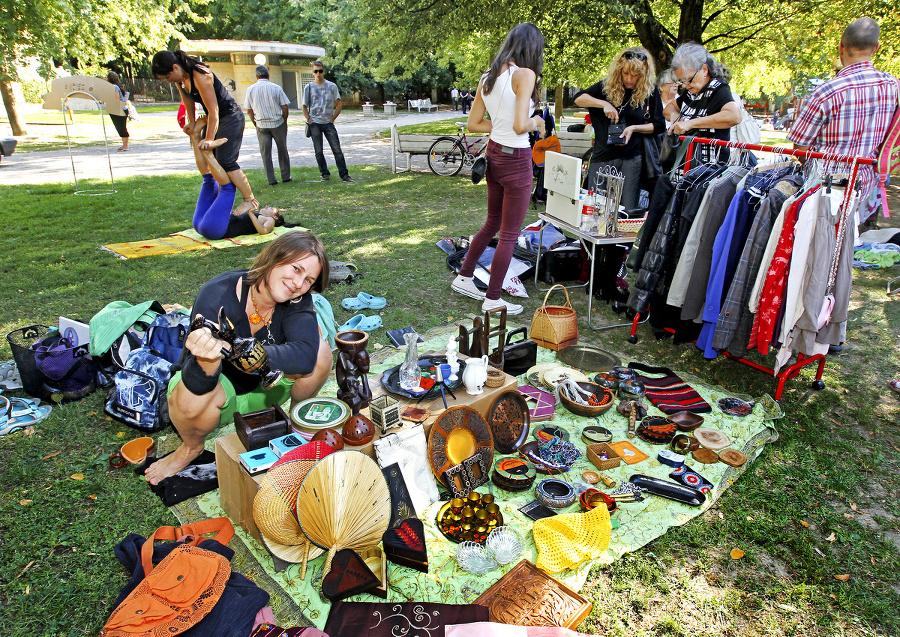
<box><xmin>0</xmin><ymin>80</ymin><xmax>27</xmax><ymax>136</ymax></box>
<box><xmin>678</xmin><ymin>0</ymin><xmax>706</xmax><ymax>44</ymax></box>
<box><xmin>555</xmin><ymin>83</ymin><xmax>564</xmax><ymax>122</ymax></box>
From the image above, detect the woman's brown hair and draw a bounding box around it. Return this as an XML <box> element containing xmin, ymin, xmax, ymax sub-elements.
<box><xmin>245</xmin><ymin>231</ymin><xmax>329</xmax><ymax>294</ymax></box>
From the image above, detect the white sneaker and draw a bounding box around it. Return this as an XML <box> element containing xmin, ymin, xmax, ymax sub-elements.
<box><xmin>451</xmin><ymin>275</ymin><xmax>486</xmax><ymax>300</ymax></box>
<box><xmin>482</xmin><ymin>297</ymin><xmax>523</xmax><ymax>316</ymax></box>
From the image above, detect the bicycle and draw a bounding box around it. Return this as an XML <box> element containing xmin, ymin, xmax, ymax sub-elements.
<box><xmin>427</xmin><ymin>122</ymin><xmax>488</xmax><ymax>176</ymax></box>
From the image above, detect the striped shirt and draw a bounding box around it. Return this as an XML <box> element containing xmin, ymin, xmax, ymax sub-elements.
<box><xmin>789</xmin><ymin>61</ymin><xmax>899</xmax><ymax>192</ymax></box>
<box><xmin>244</xmin><ymin>79</ymin><xmax>290</xmax><ymax>128</ymax></box>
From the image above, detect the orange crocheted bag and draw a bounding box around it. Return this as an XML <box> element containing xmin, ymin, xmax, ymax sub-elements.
<box><xmin>100</xmin><ymin>518</ymin><xmax>234</xmax><ymax>636</ymax></box>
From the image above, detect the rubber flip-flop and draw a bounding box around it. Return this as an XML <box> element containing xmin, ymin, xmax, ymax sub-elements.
<box><xmin>341</xmin><ymin>292</ymin><xmax>387</xmax><ymax>310</ymax></box>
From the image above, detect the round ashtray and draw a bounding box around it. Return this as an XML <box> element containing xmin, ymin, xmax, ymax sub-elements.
<box><xmin>535</xmin><ymin>478</ymin><xmax>577</xmax><ymax>509</ymax></box>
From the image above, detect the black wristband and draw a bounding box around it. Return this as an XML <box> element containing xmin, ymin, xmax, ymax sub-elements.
<box><xmin>180</xmin><ymin>356</ymin><xmax>221</xmax><ymax>396</ymax></box>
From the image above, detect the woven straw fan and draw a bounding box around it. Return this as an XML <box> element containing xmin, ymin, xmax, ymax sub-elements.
<box><xmin>296</xmin><ymin>450</ymin><xmax>392</xmax><ymax>577</ymax></box>
<box><xmin>252</xmin><ymin>441</ymin><xmax>334</xmax><ymax>578</ymax></box>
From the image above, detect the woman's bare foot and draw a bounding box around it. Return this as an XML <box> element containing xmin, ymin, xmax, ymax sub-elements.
<box><xmin>249</xmin><ymin>211</ymin><xmax>275</xmax><ymax>235</ymax></box>
<box><xmin>234</xmin><ymin>197</ymin><xmax>260</xmax><ymax>216</ymax></box>
<box><xmin>144</xmin><ymin>443</ymin><xmax>204</xmax><ymax>485</ymax></box>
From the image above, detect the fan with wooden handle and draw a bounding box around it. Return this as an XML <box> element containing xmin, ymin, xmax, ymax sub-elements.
<box><xmin>296</xmin><ymin>450</ymin><xmax>392</xmax><ymax>576</ymax></box>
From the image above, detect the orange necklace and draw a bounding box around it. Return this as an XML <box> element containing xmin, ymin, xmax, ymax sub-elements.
<box><xmin>249</xmin><ymin>289</ymin><xmax>274</xmax><ymax>326</ymax></box>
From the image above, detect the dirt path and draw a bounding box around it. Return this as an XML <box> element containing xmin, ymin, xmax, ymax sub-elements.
<box><xmin>0</xmin><ymin>109</ymin><xmax>454</xmax><ymax>185</ymax></box>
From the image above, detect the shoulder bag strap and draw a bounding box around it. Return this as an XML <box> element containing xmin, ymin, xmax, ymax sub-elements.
<box><xmin>140</xmin><ymin>517</ymin><xmax>234</xmax><ymax>576</ymax></box>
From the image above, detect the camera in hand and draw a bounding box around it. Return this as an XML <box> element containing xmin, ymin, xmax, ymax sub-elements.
<box><xmin>607</xmin><ymin>123</ymin><xmax>627</xmax><ymax>145</ymax></box>
<box><xmin>191</xmin><ymin>307</ymin><xmax>284</xmax><ymax>390</ymax></box>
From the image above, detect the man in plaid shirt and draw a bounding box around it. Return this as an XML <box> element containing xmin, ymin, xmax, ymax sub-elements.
<box><xmin>789</xmin><ymin>17</ymin><xmax>898</xmax><ymax>196</ymax></box>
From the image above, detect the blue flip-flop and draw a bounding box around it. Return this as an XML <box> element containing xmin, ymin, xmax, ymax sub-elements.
<box><xmin>341</xmin><ymin>292</ymin><xmax>387</xmax><ymax>310</ymax></box>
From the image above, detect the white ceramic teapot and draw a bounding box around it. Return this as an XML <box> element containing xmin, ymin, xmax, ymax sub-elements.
<box><xmin>462</xmin><ymin>355</ymin><xmax>489</xmax><ymax>395</ymax></box>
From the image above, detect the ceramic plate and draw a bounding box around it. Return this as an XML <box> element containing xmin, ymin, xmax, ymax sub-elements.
<box><xmin>540</xmin><ymin>367</ymin><xmax>589</xmax><ymax>389</ymax></box>
<box><xmin>487</xmin><ymin>391</ymin><xmax>530</xmax><ymax>454</ymax></box>
<box><xmin>380</xmin><ymin>356</ymin><xmax>466</xmax><ymax>400</ymax></box>
<box><xmin>525</xmin><ymin>363</ymin><xmax>559</xmax><ymax>388</ymax></box>
<box><xmin>427</xmin><ymin>406</ymin><xmax>494</xmax><ymax>485</ymax></box>
<box><xmin>291</xmin><ymin>398</ymin><xmax>350</xmax><ymax>433</ymax></box>
<box><xmin>555</xmin><ymin>345</ymin><xmax>621</xmax><ymax>372</ymax></box>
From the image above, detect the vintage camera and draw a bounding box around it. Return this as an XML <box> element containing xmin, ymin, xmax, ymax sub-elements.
<box><xmin>191</xmin><ymin>307</ymin><xmax>283</xmax><ymax>390</ymax></box>
<box><xmin>607</xmin><ymin>123</ymin><xmax>627</xmax><ymax>145</ymax></box>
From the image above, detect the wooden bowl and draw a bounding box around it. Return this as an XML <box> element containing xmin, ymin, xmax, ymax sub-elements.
<box><xmin>669</xmin><ymin>411</ymin><xmax>705</xmax><ymax>431</ymax></box>
<box><xmin>558</xmin><ymin>382</ymin><xmax>615</xmax><ymax>417</ymax></box>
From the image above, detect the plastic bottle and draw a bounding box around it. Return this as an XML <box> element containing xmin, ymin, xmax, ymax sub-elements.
<box><xmin>580</xmin><ymin>190</ymin><xmax>595</xmax><ymax>233</ymax></box>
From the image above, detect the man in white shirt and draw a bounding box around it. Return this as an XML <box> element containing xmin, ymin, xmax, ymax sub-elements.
<box><xmin>244</xmin><ymin>65</ymin><xmax>292</xmax><ymax>185</ymax></box>
<box><xmin>451</xmin><ymin>87</ymin><xmax>459</xmax><ymax>110</ymax></box>
<box><xmin>302</xmin><ymin>61</ymin><xmax>353</xmax><ymax>183</ymax></box>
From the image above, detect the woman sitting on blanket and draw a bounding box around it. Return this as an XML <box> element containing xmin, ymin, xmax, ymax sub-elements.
<box><xmin>145</xmin><ymin>231</ymin><xmax>334</xmax><ymax>484</ymax></box>
<box><xmin>152</xmin><ymin>50</ymin><xmax>279</xmax><ymax>239</ymax></box>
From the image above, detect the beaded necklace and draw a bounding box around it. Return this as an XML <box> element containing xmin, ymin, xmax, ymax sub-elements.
<box><xmin>249</xmin><ymin>288</ymin><xmax>274</xmax><ymax>327</ymax></box>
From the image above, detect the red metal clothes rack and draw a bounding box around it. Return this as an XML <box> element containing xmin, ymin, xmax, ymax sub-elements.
<box><xmin>626</xmin><ymin>136</ymin><xmax>875</xmax><ymax>400</ymax></box>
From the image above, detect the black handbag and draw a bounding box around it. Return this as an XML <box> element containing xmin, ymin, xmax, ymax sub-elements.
<box><xmin>503</xmin><ymin>327</ymin><xmax>537</xmax><ymax>377</ymax></box>
<box><xmin>641</xmin><ymin>134</ymin><xmax>662</xmax><ymax>181</ymax></box>
<box><xmin>305</xmin><ymin>123</ymin><xmax>312</xmax><ymax>138</ymax></box>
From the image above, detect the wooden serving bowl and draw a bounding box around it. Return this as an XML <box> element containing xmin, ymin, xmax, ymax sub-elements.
<box><xmin>558</xmin><ymin>382</ymin><xmax>615</xmax><ymax>418</ymax></box>
<box><xmin>669</xmin><ymin>411</ymin><xmax>704</xmax><ymax>431</ymax></box>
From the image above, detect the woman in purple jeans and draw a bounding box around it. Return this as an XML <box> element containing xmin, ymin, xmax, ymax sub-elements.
<box><xmin>450</xmin><ymin>23</ymin><xmax>545</xmax><ymax>316</ymax></box>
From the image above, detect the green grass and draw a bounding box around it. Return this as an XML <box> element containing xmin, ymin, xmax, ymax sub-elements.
<box><xmin>1</xmin><ymin>166</ymin><xmax>899</xmax><ymax>635</ymax></box>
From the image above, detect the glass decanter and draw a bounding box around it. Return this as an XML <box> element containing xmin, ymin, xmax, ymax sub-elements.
<box><xmin>399</xmin><ymin>332</ymin><xmax>422</xmax><ymax>391</ymax></box>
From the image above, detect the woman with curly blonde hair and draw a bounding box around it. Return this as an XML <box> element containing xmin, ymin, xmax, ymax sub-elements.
<box><xmin>574</xmin><ymin>46</ymin><xmax>666</xmax><ymax>210</ymax></box>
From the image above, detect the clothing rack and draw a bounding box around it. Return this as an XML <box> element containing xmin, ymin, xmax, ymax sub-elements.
<box><xmin>627</xmin><ymin>136</ymin><xmax>875</xmax><ymax>400</ymax></box>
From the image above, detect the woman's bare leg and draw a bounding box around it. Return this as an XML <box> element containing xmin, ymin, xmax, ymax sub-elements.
<box><xmin>144</xmin><ymin>381</ymin><xmax>226</xmax><ymax>485</ymax></box>
<box><xmin>231</xmin><ymin>169</ymin><xmax>259</xmax><ymax>215</ymax></box>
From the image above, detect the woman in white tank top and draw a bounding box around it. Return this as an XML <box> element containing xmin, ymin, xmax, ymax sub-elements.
<box><xmin>450</xmin><ymin>23</ymin><xmax>546</xmax><ymax>315</ymax></box>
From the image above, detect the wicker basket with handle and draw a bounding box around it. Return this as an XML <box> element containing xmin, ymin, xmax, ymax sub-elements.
<box><xmin>530</xmin><ymin>284</ymin><xmax>579</xmax><ymax>351</ymax></box>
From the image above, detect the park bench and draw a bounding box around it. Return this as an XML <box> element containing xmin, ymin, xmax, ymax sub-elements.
<box><xmin>0</xmin><ymin>138</ymin><xmax>17</xmax><ymax>165</ymax></box>
<box><xmin>390</xmin><ymin>126</ymin><xmax>595</xmax><ymax>173</ymax></box>
<box><xmin>390</xmin><ymin>125</ymin><xmax>444</xmax><ymax>173</ymax></box>
<box><xmin>408</xmin><ymin>98</ymin><xmax>439</xmax><ymax>113</ymax></box>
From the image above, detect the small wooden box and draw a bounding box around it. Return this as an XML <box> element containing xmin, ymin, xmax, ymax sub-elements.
<box><xmin>234</xmin><ymin>404</ymin><xmax>290</xmax><ymax>451</ymax></box>
<box><xmin>587</xmin><ymin>442</ymin><xmax>622</xmax><ymax>470</ymax></box>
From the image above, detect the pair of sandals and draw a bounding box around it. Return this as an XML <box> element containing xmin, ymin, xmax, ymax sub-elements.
<box><xmin>0</xmin><ymin>395</ymin><xmax>52</xmax><ymax>437</ymax></box>
<box><xmin>0</xmin><ymin>360</ymin><xmax>22</xmax><ymax>391</ymax></box>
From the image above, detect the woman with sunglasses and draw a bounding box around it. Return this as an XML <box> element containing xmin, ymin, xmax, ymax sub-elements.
<box><xmin>574</xmin><ymin>47</ymin><xmax>666</xmax><ymax>211</ymax></box>
<box><xmin>666</xmin><ymin>43</ymin><xmax>742</xmax><ymax>161</ymax></box>
<box><xmin>450</xmin><ymin>23</ymin><xmax>546</xmax><ymax>316</ymax></box>
<box><xmin>152</xmin><ymin>50</ymin><xmax>274</xmax><ymax>239</ymax></box>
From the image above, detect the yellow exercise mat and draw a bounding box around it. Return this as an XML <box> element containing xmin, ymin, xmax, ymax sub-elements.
<box><xmin>103</xmin><ymin>225</ymin><xmax>306</xmax><ymax>259</ymax></box>
<box><xmin>102</xmin><ymin>234</ymin><xmax>211</xmax><ymax>259</ymax></box>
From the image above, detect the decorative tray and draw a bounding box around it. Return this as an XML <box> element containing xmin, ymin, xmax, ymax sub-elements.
<box><xmin>427</xmin><ymin>406</ymin><xmax>494</xmax><ymax>485</ymax></box>
<box><xmin>487</xmin><ymin>391</ymin><xmax>530</xmax><ymax>454</ymax></box>
<box><xmin>380</xmin><ymin>356</ymin><xmax>466</xmax><ymax>400</ymax></box>
<box><xmin>435</xmin><ymin>492</ymin><xmax>503</xmax><ymax>544</ymax></box>
<box><xmin>474</xmin><ymin>559</ymin><xmax>592</xmax><ymax>628</ymax></box>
